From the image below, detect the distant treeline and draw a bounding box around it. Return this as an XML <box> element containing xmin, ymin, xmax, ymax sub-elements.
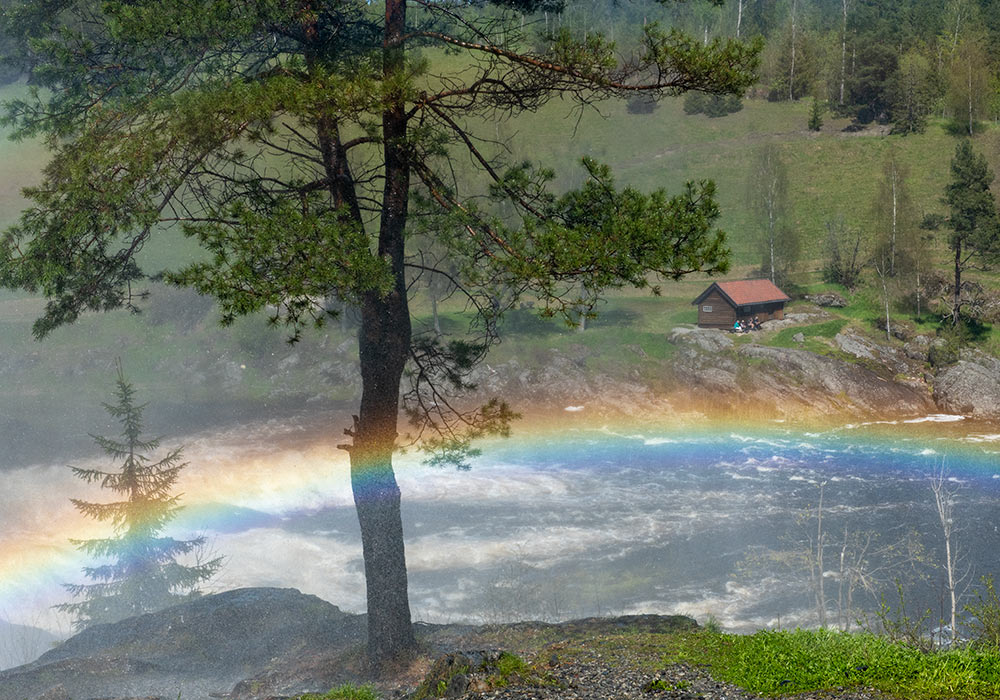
<box><xmin>537</xmin><ymin>0</ymin><xmax>1000</xmax><ymax>135</ymax></box>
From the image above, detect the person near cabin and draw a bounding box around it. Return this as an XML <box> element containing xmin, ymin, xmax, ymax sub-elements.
<box><xmin>733</xmin><ymin>320</ymin><xmax>740</xmax><ymax>333</ymax></box>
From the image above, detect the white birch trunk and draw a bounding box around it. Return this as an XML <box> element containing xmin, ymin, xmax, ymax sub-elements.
<box><xmin>891</xmin><ymin>165</ymin><xmax>898</xmax><ymax>276</ymax></box>
<box><xmin>789</xmin><ymin>0</ymin><xmax>798</xmax><ymax>101</ymax></box>
<box><xmin>932</xmin><ymin>469</ymin><xmax>959</xmax><ymax>645</ymax></box>
<box><xmin>840</xmin><ymin>0</ymin><xmax>848</xmax><ymax>104</ymax></box>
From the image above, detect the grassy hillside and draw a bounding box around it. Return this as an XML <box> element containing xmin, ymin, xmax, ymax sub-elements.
<box><xmin>501</xmin><ymin>96</ymin><xmax>975</xmax><ymax>269</ymax></box>
<box><xmin>0</xmin><ymin>79</ymin><xmax>996</xmax><ymax>465</ymax></box>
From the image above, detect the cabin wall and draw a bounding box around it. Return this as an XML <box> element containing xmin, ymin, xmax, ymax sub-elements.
<box><xmin>696</xmin><ymin>290</ymin><xmax>736</xmax><ymax>328</ymax></box>
<box><xmin>739</xmin><ymin>302</ymin><xmax>785</xmax><ymax>322</ymax></box>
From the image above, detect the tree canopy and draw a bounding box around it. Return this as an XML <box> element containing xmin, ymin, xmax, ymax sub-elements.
<box><xmin>0</xmin><ymin>0</ymin><xmax>759</xmax><ymax>666</ymax></box>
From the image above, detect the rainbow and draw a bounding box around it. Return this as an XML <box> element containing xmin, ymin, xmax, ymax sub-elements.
<box><xmin>1</xmin><ymin>409</ymin><xmax>998</xmax><ymax>634</ymax></box>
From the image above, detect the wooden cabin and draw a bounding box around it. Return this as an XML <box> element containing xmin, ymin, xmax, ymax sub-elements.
<box><xmin>692</xmin><ymin>279</ymin><xmax>791</xmax><ymax>329</ymax></box>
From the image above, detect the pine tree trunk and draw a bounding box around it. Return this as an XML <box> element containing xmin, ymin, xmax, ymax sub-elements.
<box><xmin>346</xmin><ymin>0</ymin><xmax>417</xmax><ymax>670</ymax></box>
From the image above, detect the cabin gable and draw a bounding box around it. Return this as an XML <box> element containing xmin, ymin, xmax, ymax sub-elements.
<box><xmin>694</xmin><ymin>289</ymin><xmax>736</xmax><ymax>328</ymax></box>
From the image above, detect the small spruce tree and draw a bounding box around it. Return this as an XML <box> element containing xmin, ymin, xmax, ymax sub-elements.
<box><xmin>58</xmin><ymin>361</ymin><xmax>222</xmax><ymax>630</ymax></box>
<box><xmin>808</xmin><ymin>96</ymin><xmax>825</xmax><ymax>131</ymax></box>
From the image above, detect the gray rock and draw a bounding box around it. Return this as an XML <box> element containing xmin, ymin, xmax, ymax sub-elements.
<box><xmin>834</xmin><ymin>331</ymin><xmax>912</xmax><ymax>374</ymax></box>
<box><xmin>36</xmin><ymin>686</ymin><xmax>71</xmax><ymax>700</ymax></box>
<box><xmin>933</xmin><ymin>351</ymin><xmax>1000</xmax><ymax>419</ymax></box>
<box><xmin>805</xmin><ymin>292</ymin><xmax>847</xmax><ymax>307</ymax></box>
<box><xmin>667</xmin><ymin>327</ymin><xmax>733</xmax><ymax>353</ymax></box>
<box><xmin>903</xmin><ymin>341</ymin><xmax>929</xmax><ymax>362</ymax></box>
<box><xmin>735</xmin><ymin>344</ymin><xmax>934</xmax><ymax>416</ymax></box>
<box><xmin>792</xmin><ymin>332</ymin><xmax>805</xmax><ymax>343</ymax></box>
<box><xmin>759</xmin><ymin>312</ymin><xmax>830</xmax><ymax>330</ymax></box>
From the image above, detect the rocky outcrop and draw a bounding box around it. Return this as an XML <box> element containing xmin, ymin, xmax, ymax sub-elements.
<box><xmin>736</xmin><ymin>344</ymin><xmax>933</xmax><ymax>416</ymax></box>
<box><xmin>2</xmin><ymin>595</ymin><xmax>699</xmax><ymax>700</ymax></box>
<box><xmin>933</xmin><ymin>351</ymin><xmax>1000</xmax><ymax>419</ymax></box>
<box><xmin>758</xmin><ymin>311</ymin><xmax>831</xmax><ymax>331</ymax></box>
<box><xmin>667</xmin><ymin>326</ymin><xmax>733</xmax><ymax>353</ymax></box>
<box><xmin>667</xmin><ymin>328</ymin><xmax>934</xmax><ymax>419</ymax></box>
<box><xmin>834</xmin><ymin>331</ymin><xmax>913</xmax><ymax>375</ymax></box>
<box><xmin>0</xmin><ymin>588</ymin><xmax>366</xmax><ymax>700</ymax></box>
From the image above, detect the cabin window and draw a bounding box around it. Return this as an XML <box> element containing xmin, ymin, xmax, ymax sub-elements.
<box><xmin>702</xmin><ymin>305</ymin><xmax>713</xmax><ymax>312</ymax></box>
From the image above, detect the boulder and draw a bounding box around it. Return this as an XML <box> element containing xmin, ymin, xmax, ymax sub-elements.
<box><xmin>903</xmin><ymin>336</ymin><xmax>931</xmax><ymax>362</ymax></box>
<box><xmin>933</xmin><ymin>351</ymin><xmax>1000</xmax><ymax>419</ymax></box>
<box><xmin>792</xmin><ymin>332</ymin><xmax>805</xmax><ymax>344</ymax></box>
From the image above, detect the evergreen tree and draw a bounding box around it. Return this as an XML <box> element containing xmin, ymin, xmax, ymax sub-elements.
<box><xmin>889</xmin><ymin>48</ymin><xmax>935</xmax><ymax>135</ymax></box>
<box><xmin>808</xmin><ymin>96</ymin><xmax>825</xmax><ymax>130</ymax></box>
<box><xmin>944</xmin><ymin>139</ymin><xmax>1000</xmax><ymax>325</ymax></box>
<box><xmin>58</xmin><ymin>361</ymin><xmax>221</xmax><ymax>630</ymax></box>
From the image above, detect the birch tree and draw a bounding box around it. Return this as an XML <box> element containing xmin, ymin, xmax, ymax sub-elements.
<box><xmin>748</xmin><ymin>144</ymin><xmax>798</xmax><ymax>286</ymax></box>
<box><xmin>930</xmin><ymin>464</ymin><xmax>970</xmax><ymax>645</ymax></box>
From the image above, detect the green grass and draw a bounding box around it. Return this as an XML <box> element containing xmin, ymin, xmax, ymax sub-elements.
<box><xmin>663</xmin><ymin>628</ymin><xmax>1000</xmax><ymax>699</ymax></box>
<box><xmin>766</xmin><ymin>318</ymin><xmax>851</xmax><ymax>357</ymax></box>
<box><xmin>297</xmin><ymin>683</ymin><xmax>379</xmax><ymax>700</ymax></box>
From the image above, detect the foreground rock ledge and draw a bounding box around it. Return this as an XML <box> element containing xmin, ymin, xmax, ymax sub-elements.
<box><xmin>0</xmin><ymin>590</ymin><xmax>700</xmax><ymax>700</ymax></box>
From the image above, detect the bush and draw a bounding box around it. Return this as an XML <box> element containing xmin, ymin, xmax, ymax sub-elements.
<box><xmin>683</xmin><ymin>91</ymin><xmax>743</xmax><ymax>117</ymax></box>
<box><xmin>626</xmin><ymin>93</ymin><xmax>658</xmax><ymax>114</ymax></box>
<box><xmin>928</xmin><ymin>340</ymin><xmax>959</xmax><ymax>368</ymax></box>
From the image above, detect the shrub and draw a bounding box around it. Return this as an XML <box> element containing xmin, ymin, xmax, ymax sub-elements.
<box><xmin>683</xmin><ymin>91</ymin><xmax>743</xmax><ymax>117</ymax></box>
<box><xmin>966</xmin><ymin>575</ymin><xmax>1000</xmax><ymax>649</ymax></box>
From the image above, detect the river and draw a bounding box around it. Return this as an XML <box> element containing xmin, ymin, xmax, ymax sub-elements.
<box><xmin>2</xmin><ymin>410</ymin><xmax>999</xmax><ymax>663</ymax></box>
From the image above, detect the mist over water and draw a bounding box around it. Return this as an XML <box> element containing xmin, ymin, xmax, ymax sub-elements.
<box><xmin>3</xmin><ymin>412</ymin><xmax>1000</xmax><ymax>666</ymax></box>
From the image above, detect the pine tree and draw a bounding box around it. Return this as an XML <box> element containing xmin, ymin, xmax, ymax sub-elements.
<box><xmin>808</xmin><ymin>96</ymin><xmax>825</xmax><ymax>131</ymax></box>
<box><xmin>0</xmin><ymin>0</ymin><xmax>759</xmax><ymax>666</ymax></box>
<box><xmin>944</xmin><ymin>140</ymin><xmax>1000</xmax><ymax>326</ymax></box>
<box><xmin>58</xmin><ymin>361</ymin><xmax>222</xmax><ymax>630</ymax></box>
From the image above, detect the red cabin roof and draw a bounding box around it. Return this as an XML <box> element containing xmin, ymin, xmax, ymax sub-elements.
<box><xmin>693</xmin><ymin>279</ymin><xmax>791</xmax><ymax>307</ymax></box>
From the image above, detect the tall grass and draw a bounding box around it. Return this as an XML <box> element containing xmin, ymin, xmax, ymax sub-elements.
<box><xmin>666</xmin><ymin>628</ymin><xmax>1000</xmax><ymax>699</ymax></box>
